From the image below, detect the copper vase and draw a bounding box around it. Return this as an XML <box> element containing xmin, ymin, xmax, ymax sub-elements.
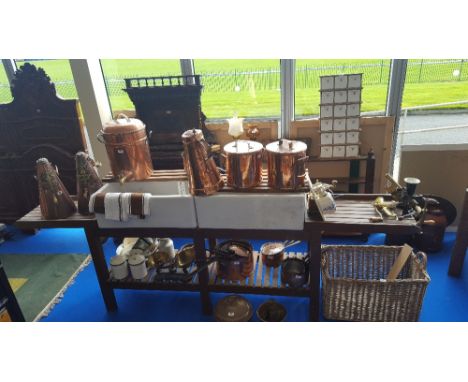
<box><xmin>75</xmin><ymin>151</ymin><xmax>103</xmax><ymax>215</ymax></box>
<box><xmin>36</xmin><ymin>158</ymin><xmax>76</xmax><ymax>219</ymax></box>
<box><xmin>181</xmin><ymin>128</ymin><xmax>223</xmax><ymax>196</ymax></box>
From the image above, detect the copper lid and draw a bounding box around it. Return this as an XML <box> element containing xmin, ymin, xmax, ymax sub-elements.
<box><xmin>266</xmin><ymin>139</ymin><xmax>307</xmax><ymax>154</ymax></box>
<box><xmin>102</xmin><ymin>114</ymin><xmax>146</xmax><ymax>134</ymax></box>
<box><xmin>214</xmin><ymin>295</ymin><xmax>253</xmax><ymax>322</ymax></box>
<box><xmin>181</xmin><ymin>128</ymin><xmax>204</xmax><ymax>142</ymax></box>
<box><xmin>224</xmin><ymin>140</ymin><xmax>263</xmax><ymax>154</ymax></box>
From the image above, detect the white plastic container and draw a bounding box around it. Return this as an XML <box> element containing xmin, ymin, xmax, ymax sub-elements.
<box><xmin>346</xmin><ymin>117</ymin><xmax>360</xmax><ymax>130</ymax></box>
<box><xmin>346</xmin><ymin>145</ymin><xmax>359</xmax><ymax>157</ymax></box>
<box><xmin>321</xmin><ymin>91</ymin><xmax>334</xmax><ymax>104</ymax></box>
<box><xmin>347</xmin><ymin>89</ymin><xmax>361</xmax><ymax>102</ymax></box>
<box><xmin>110</xmin><ymin>254</ymin><xmax>128</xmax><ymax>280</ymax></box>
<box><xmin>334</xmin><ymin>75</ymin><xmax>348</xmax><ymax>89</ymax></box>
<box><xmin>321</xmin><ymin>76</ymin><xmax>334</xmax><ymax>90</ymax></box>
<box><xmin>128</xmin><ymin>254</ymin><xmax>147</xmax><ymax>279</ymax></box>
<box><xmin>333</xmin><ymin>146</ymin><xmax>345</xmax><ymax>157</ymax></box>
<box><xmin>346</xmin><ymin>104</ymin><xmax>360</xmax><ymax>117</ymax></box>
<box><xmin>320</xmin><ymin>119</ymin><xmax>333</xmax><ymax>131</ymax></box>
<box><xmin>320</xmin><ymin>146</ymin><xmax>333</xmax><ymax>158</ymax></box>
<box><xmin>334</xmin><ymin>90</ymin><xmax>347</xmax><ymax>103</ymax></box>
<box><xmin>334</xmin><ymin>104</ymin><xmax>346</xmax><ymax>118</ymax></box>
<box><xmin>348</xmin><ymin>74</ymin><xmax>362</xmax><ymax>88</ymax></box>
<box><xmin>321</xmin><ymin>133</ymin><xmax>333</xmax><ymax>145</ymax></box>
<box><xmin>320</xmin><ymin>105</ymin><xmax>333</xmax><ymax>118</ymax></box>
<box><xmin>346</xmin><ymin>131</ymin><xmax>360</xmax><ymax>144</ymax></box>
<box><xmin>333</xmin><ymin>132</ymin><xmax>346</xmax><ymax>145</ymax></box>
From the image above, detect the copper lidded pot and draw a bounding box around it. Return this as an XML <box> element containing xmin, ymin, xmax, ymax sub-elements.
<box><xmin>98</xmin><ymin>114</ymin><xmax>153</xmax><ymax>183</ymax></box>
<box><xmin>224</xmin><ymin>140</ymin><xmax>263</xmax><ymax>189</ymax></box>
<box><xmin>266</xmin><ymin>139</ymin><xmax>308</xmax><ymax>190</ymax></box>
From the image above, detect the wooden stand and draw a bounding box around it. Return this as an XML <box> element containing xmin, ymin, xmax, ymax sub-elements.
<box><xmin>16</xmin><ymin>194</ymin><xmax>419</xmax><ymax>321</ymax></box>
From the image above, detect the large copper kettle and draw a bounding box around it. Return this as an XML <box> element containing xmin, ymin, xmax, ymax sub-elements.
<box><xmin>181</xmin><ymin>128</ymin><xmax>223</xmax><ymax>196</ymax></box>
<box><xmin>98</xmin><ymin>114</ymin><xmax>153</xmax><ymax>183</ymax></box>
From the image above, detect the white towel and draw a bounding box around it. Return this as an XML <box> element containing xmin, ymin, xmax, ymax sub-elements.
<box><xmin>120</xmin><ymin>193</ymin><xmax>132</xmax><ymax>222</ymax></box>
<box><xmin>104</xmin><ymin>193</ymin><xmax>122</xmax><ymax>221</ymax></box>
<box><xmin>88</xmin><ymin>192</ymin><xmax>97</xmax><ymax>213</ymax></box>
<box><xmin>142</xmin><ymin>193</ymin><xmax>151</xmax><ymax>216</ymax></box>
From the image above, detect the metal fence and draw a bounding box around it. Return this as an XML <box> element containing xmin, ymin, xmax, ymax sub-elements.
<box><xmin>1</xmin><ymin>59</ymin><xmax>467</xmax><ymax>102</ymax></box>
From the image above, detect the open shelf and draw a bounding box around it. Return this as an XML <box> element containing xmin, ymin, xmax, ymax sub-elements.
<box><xmin>207</xmin><ymin>251</ymin><xmax>310</xmax><ymax>297</ymax></box>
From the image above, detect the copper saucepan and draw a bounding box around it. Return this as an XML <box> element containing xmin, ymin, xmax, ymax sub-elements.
<box><xmin>266</xmin><ymin>139</ymin><xmax>308</xmax><ymax>190</ymax></box>
<box><xmin>215</xmin><ymin>240</ymin><xmax>254</xmax><ymax>281</ymax></box>
<box><xmin>260</xmin><ymin>240</ymin><xmax>301</xmax><ymax>268</ymax></box>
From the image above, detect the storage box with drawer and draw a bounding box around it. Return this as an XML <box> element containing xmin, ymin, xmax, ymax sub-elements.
<box><xmin>333</xmin><ymin>132</ymin><xmax>346</xmax><ymax>145</ymax></box>
<box><xmin>334</xmin><ymin>104</ymin><xmax>346</xmax><ymax>118</ymax></box>
<box><xmin>321</xmin><ymin>76</ymin><xmax>334</xmax><ymax>90</ymax></box>
<box><xmin>320</xmin><ymin>146</ymin><xmax>333</xmax><ymax>158</ymax></box>
<box><xmin>320</xmin><ymin>91</ymin><xmax>334</xmax><ymax>104</ymax></box>
<box><xmin>348</xmin><ymin>74</ymin><xmax>362</xmax><ymax>88</ymax></box>
<box><xmin>332</xmin><ymin>118</ymin><xmax>346</xmax><ymax>131</ymax></box>
<box><xmin>320</xmin><ymin>133</ymin><xmax>333</xmax><ymax>145</ymax></box>
<box><xmin>334</xmin><ymin>90</ymin><xmax>347</xmax><ymax>103</ymax></box>
<box><xmin>346</xmin><ymin>145</ymin><xmax>359</xmax><ymax>157</ymax></box>
<box><xmin>320</xmin><ymin>105</ymin><xmax>333</xmax><ymax>118</ymax></box>
<box><xmin>333</xmin><ymin>145</ymin><xmax>345</xmax><ymax>157</ymax></box>
<box><xmin>346</xmin><ymin>117</ymin><xmax>360</xmax><ymax>130</ymax></box>
<box><xmin>346</xmin><ymin>104</ymin><xmax>360</xmax><ymax>117</ymax></box>
<box><xmin>334</xmin><ymin>75</ymin><xmax>348</xmax><ymax>89</ymax></box>
<box><xmin>320</xmin><ymin>119</ymin><xmax>333</xmax><ymax>131</ymax></box>
<box><xmin>347</xmin><ymin>89</ymin><xmax>361</xmax><ymax>102</ymax></box>
<box><xmin>346</xmin><ymin>131</ymin><xmax>360</xmax><ymax>144</ymax></box>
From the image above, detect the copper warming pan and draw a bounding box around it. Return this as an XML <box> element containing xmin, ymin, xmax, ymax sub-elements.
<box><xmin>266</xmin><ymin>139</ymin><xmax>308</xmax><ymax>190</ymax></box>
<box><xmin>224</xmin><ymin>140</ymin><xmax>263</xmax><ymax>189</ymax></box>
<box><xmin>98</xmin><ymin>114</ymin><xmax>153</xmax><ymax>183</ymax></box>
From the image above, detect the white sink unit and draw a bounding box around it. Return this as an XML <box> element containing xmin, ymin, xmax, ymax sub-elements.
<box><xmin>194</xmin><ymin>193</ymin><xmax>306</xmax><ymax>231</ymax></box>
<box><xmin>93</xmin><ymin>180</ymin><xmax>197</xmax><ymax>228</ymax></box>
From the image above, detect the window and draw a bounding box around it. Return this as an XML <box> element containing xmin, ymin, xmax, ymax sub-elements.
<box><xmin>100</xmin><ymin>59</ymin><xmax>181</xmax><ymax>113</ymax></box>
<box><xmin>14</xmin><ymin>59</ymin><xmax>78</xmax><ymax>99</ymax></box>
<box><xmin>295</xmin><ymin>59</ymin><xmax>391</xmax><ymax>118</ymax></box>
<box><xmin>0</xmin><ymin>61</ymin><xmax>13</xmax><ymax>103</ymax></box>
<box><xmin>193</xmin><ymin>59</ymin><xmax>281</xmax><ymax>119</ymax></box>
<box><xmin>399</xmin><ymin>59</ymin><xmax>468</xmax><ymax>146</ymax></box>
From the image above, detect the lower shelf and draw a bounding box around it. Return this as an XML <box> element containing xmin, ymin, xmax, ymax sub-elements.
<box><xmin>107</xmin><ymin>251</ymin><xmax>311</xmax><ymax>297</ymax></box>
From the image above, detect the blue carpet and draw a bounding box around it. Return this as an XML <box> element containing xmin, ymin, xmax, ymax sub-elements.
<box><xmin>1</xmin><ymin>226</ymin><xmax>467</xmax><ymax>321</ymax></box>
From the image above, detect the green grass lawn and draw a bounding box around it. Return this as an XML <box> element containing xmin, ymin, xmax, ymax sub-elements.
<box><xmin>1</xmin><ymin>59</ymin><xmax>467</xmax><ymax>118</ymax></box>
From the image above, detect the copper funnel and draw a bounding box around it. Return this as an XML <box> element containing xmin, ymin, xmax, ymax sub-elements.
<box><xmin>181</xmin><ymin>129</ymin><xmax>223</xmax><ymax>196</ymax></box>
<box><xmin>75</xmin><ymin>151</ymin><xmax>103</xmax><ymax>215</ymax></box>
<box><xmin>36</xmin><ymin>158</ymin><xmax>76</xmax><ymax>219</ymax></box>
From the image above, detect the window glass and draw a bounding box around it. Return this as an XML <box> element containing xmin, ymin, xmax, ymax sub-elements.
<box><xmin>100</xmin><ymin>59</ymin><xmax>181</xmax><ymax>113</ymax></box>
<box><xmin>295</xmin><ymin>59</ymin><xmax>391</xmax><ymax>117</ymax></box>
<box><xmin>14</xmin><ymin>59</ymin><xmax>78</xmax><ymax>99</ymax></box>
<box><xmin>0</xmin><ymin>61</ymin><xmax>13</xmax><ymax>103</ymax></box>
<box><xmin>194</xmin><ymin>59</ymin><xmax>281</xmax><ymax>119</ymax></box>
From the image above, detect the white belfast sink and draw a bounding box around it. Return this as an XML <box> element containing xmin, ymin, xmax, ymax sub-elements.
<box><xmin>93</xmin><ymin>180</ymin><xmax>197</xmax><ymax>228</ymax></box>
<box><xmin>194</xmin><ymin>193</ymin><xmax>306</xmax><ymax>230</ymax></box>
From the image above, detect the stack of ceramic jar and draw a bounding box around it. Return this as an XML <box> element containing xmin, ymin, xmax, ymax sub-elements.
<box><xmin>319</xmin><ymin>73</ymin><xmax>362</xmax><ymax>158</ymax></box>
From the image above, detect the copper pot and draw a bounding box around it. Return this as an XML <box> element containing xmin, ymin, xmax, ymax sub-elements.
<box><xmin>98</xmin><ymin>114</ymin><xmax>153</xmax><ymax>183</ymax></box>
<box><xmin>266</xmin><ymin>139</ymin><xmax>308</xmax><ymax>190</ymax></box>
<box><xmin>182</xmin><ymin>128</ymin><xmax>223</xmax><ymax>196</ymax></box>
<box><xmin>224</xmin><ymin>140</ymin><xmax>263</xmax><ymax>189</ymax></box>
<box><xmin>216</xmin><ymin>240</ymin><xmax>254</xmax><ymax>281</ymax></box>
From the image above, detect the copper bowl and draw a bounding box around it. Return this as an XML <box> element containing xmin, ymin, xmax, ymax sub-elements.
<box><xmin>256</xmin><ymin>300</ymin><xmax>287</xmax><ymax>322</ymax></box>
<box><xmin>214</xmin><ymin>295</ymin><xmax>253</xmax><ymax>322</ymax></box>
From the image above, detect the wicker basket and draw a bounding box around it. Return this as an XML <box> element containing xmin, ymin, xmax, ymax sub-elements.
<box><xmin>321</xmin><ymin>245</ymin><xmax>430</xmax><ymax>322</ymax></box>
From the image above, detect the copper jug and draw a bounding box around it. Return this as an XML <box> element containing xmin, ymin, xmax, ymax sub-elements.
<box><xmin>266</xmin><ymin>139</ymin><xmax>308</xmax><ymax>190</ymax></box>
<box><xmin>224</xmin><ymin>140</ymin><xmax>263</xmax><ymax>189</ymax></box>
<box><xmin>75</xmin><ymin>151</ymin><xmax>103</xmax><ymax>215</ymax></box>
<box><xmin>36</xmin><ymin>158</ymin><xmax>76</xmax><ymax>219</ymax></box>
<box><xmin>98</xmin><ymin>114</ymin><xmax>153</xmax><ymax>183</ymax></box>
<box><xmin>181</xmin><ymin>128</ymin><xmax>223</xmax><ymax>196</ymax></box>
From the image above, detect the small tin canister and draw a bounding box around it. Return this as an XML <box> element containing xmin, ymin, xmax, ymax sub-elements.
<box><xmin>110</xmin><ymin>254</ymin><xmax>129</xmax><ymax>280</ymax></box>
<box><xmin>128</xmin><ymin>253</ymin><xmax>147</xmax><ymax>279</ymax></box>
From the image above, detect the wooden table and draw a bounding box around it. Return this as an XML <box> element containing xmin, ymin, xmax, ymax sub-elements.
<box><xmin>15</xmin><ymin>194</ymin><xmax>420</xmax><ymax>321</ymax></box>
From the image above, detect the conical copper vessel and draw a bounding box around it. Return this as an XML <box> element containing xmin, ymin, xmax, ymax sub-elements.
<box><xmin>75</xmin><ymin>151</ymin><xmax>103</xmax><ymax>215</ymax></box>
<box><xmin>36</xmin><ymin>158</ymin><xmax>76</xmax><ymax>219</ymax></box>
<box><xmin>181</xmin><ymin>129</ymin><xmax>223</xmax><ymax>196</ymax></box>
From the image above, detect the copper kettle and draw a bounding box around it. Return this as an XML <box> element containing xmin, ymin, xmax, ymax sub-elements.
<box><xmin>181</xmin><ymin>128</ymin><xmax>223</xmax><ymax>196</ymax></box>
<box><xmin>98</xmin><ymin>114</ymin><xmax>153</xmax><ymax>183</ymax></box>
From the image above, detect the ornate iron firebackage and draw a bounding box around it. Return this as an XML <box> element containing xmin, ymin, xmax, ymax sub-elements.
<box><xmin>123</xmin><ymin>75</ymin><xmax>215</xmax><ymax>170</ymax></box>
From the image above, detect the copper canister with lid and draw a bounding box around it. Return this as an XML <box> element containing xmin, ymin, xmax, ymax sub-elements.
<box><xmin>266</xmin><ymin>139</ymin><xmax>308</xmax><ymax>190</ymax></box>
<box><xmin>181</xmin><ymin>128</ymin><xmax>223</xmax><ymax>196</ymax></box>
<box><xmin>98</xmin><ymin>114</ymin><xmax>153</xmax><ymax>183</ymax></box>
<box><xmin>224</xmin><ymin>140</ymin><xmax>263</xmax><ymax>189</ymax></box>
